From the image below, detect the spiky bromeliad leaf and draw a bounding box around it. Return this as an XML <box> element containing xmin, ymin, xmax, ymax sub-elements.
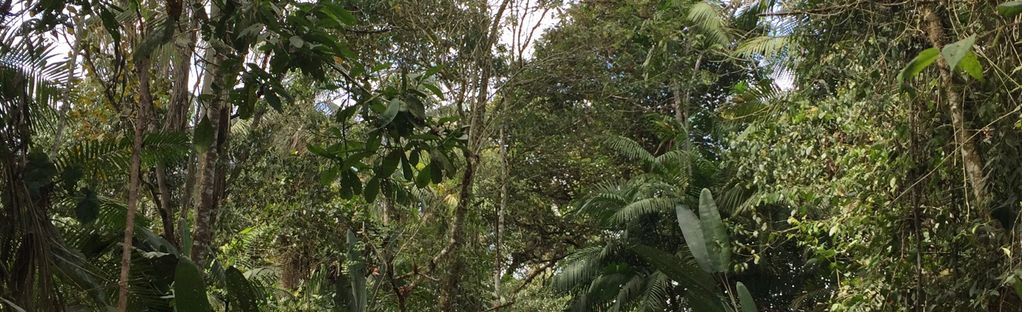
<box><xmin>736</xmin><ymin>281</ymin><xmax>757</xmax><ymax>312</ymax></box>
<box><xmin>611</xmin><ymin>197</ymin><xmax>677</xmax><ymax>224</ymax></box>
<box><xmin>346</xmin><ymin>230</ymin><xmax>367</xmax><ymax>312</ymax></box>
<box><xmin>699</xmin><ymin>188</ymin><xmax>730</xmax><ymax>272</ymax></box>
<box><xmin>174</xmin><ymin>258</ymin><xmax>213</xmax><ymax>312</ymax></box>
<box><xmin>630</xmin><ymin>245</ymin><xmax>724</xmax><ymax>312</ymax></box>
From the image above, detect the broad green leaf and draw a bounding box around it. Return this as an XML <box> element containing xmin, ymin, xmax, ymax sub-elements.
<box><xmin>174</xmin><ymin>258</ymin><xmax>212</xmax><ymax>312</ymax></box>
<box><xmin>265</xmin><ymin>88</ymin><xmax>283</xmax><ymax>112</ymax></box>
<box><xmin>193</xmin><ymin>115</ymin><xmax>214</xmax><ymax>153</ymax></box>
<box><xmin>364</xmin><ymin>176</ymin><xmax>380</xmax><ymax>202</ymax></box>
<box><xmin>181</xmin><ymin>217</ymin><xmax>192</xmax><ymax>258</ymax></box>
<box><xmin>429</xmin><ymin>160</ymin><xmax>443</xmax><ymax>183</ymax></box>
<box><xmin>324</xmin><ymin>3</ymin><xmax>357</xmax><ymax>25</ymax></box>
<box><xmin>98</xmin><ymin>8</ymin><xmax>121</xmax><ymax>42</ymax></box>
<box><xmin>424</xmin><ymin>64</ymin><xmax>444</xmax><ymax>78</ymax></box>
<box><xmin>379</xmin><ymin>149</ymin><xmax>401</xmax><ymax>178</ymax></box>
<box><xmin>676</xmin><ymin>205</ymin><xmax>712</xmax><ymax>272</ymax></box>
<box><xmin>998</xmin><ymin>1</ymin><xmax>1022</xmax><ymax>17</ymax></box>
<box><xmin>957</xmin><ymin>51</ymin><xmax>984</xmax><ymax>81</ymax></box>
<box><xmin>941</xmin><ymin>35</ymin><xmax>976</xmax><ymax>71</ymax></box>
<box><xmin>737</xmin><ymin>281</ymin><xmax>757</xmax><ymax>312</ymax></box>
<box><xmin>699</xmin><ymin>189</ymin><xmax>730</xmax><ymax>272</ymax></box>
<box><xmin>414</xmin><ymin>165</ymin><xmax>431</xmax><ymax>188</ymax></box>
<box><xmin>400</xmin><ymin>153</ymin><xmax>414</xmax><ymax>180</ymax></box>
<box><xmin>225</xmin><ymin>267</ymin><xmax>259</xmax><ymax>312</ymax></box>
<box><xmin>897</xmin><ymin>47</ymin><xmax>939</xmax><ymax>83</ymax></box>
<box><xmin>1014</xmin><ymin>279</ymin><xmax>1022</xmax><ymax>303</ymax></box>
<box><xmin>0</xmin><ymin>297</ymin><xmax>26</xmax><ymax>312</ymax></box>
<box><xmin>319</xmin><ymin>166</ymin><xmax>339</xmax><ymax>186</ymax></box>
<box><xmin>289</xmin><ymin>36</ymin><xmax>304</xmax><ymax>49</ymax></box>
<box><xmin>380</xmin><ymin>99</ymin><xmax>401</xmax><ymax>126</ymax></box>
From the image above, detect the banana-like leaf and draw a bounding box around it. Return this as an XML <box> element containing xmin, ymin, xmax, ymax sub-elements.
<box><xmin>676</xmin><ymin>204</ymin><xmax>713</xmax><ymax>272</ymax></box>
<box><xmin>737</xmin><ymin>281</ymin><xmax>757</xmax><ymax>312</ymax></box>
<box><xmin>174</xmin><ymin>258</ymin><xmax>212</xmax><ymax>312</ymax></box>
<box><xmin>699</xmin><ymin>189</ymin><xmax>730</xmax><ymax>273</ymax></box>
<box><xmin>225</xmin><ymin>266</ymin><xmax>260</xmax><ymax>312</ymax></box>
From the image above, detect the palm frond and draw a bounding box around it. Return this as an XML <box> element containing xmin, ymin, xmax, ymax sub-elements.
<box><xmin>735</xmin><ymin>35</ymin><xmax>790</xmax><ymax>58</ymax></box>
<box><xmin>604</xmin><ymin>135</ymin><xmax>656</xmax><ymax>166</ymax></box>
<box><xmin>610</xmin><ymin>274</ymin><xmax>646</xmax><ymax>312</ymax></box>
<box><xmin>140</xmin><ymin>131</ymin><xmax>190</xmax><ymax>166</ymax></box>
<box><xmin>687</xmin><ymin>1</ymin><xmax>731</xmax><ymax>46</ymax></box>
<box><xmin>636</xmin><ymin>271</ymin><xmax>669</xmax><ymax>311</ymax></box>
<box><xmin>611</xmin><ymin>198</ymin><xmax>678</xmax><ymax>224</ymax></box>
<box><xmin>552</xmin><ymin>247</ymin><xmax>604</xmax><ymax>293</ymax></box>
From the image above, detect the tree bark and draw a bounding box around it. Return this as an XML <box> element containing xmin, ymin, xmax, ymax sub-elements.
<box><xmin>438</xmin><ymin>1</ymin><xmax>511</xmax><ymax>309</ymax></box>
<box><xmin>150</xmin><ymin>0</ymin><xmax>198</xmax><ymax>248</ymax></box>
<box><xmin>921</xmin><ymin>6</ymin><xmax>987</xmax><ymax>207</ymax></box>
<box><xmin>116</xmin><ymin>58</ymin><xmax>153</xmax><ymax>312</ymax></box>
<box><xmin>493</xmin><ymin>125</ymin><xmax>508</xmax><ymax>308</ymax></box>
<box><xmin>190</xmin><ymin>9</ymin><xmax>229</xmax><ymax>264</ymax></box>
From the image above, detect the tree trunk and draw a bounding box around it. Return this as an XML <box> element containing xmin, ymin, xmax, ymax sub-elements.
<box><xmin>116</xmin><ymin>59</ymin><xmax>152</xmax><ymax>312</ymax></box>
<box><xmin>151</xmin><ymin>0</ymin><xmax>198</xmax><ymax>248</ymax></box>
<box><xmin>494</xmin><ymin>125</ymin><xmax>508</xmax><ymax>307</ymax></box>
<box><xmin>190</xmin><ymin>10</ymin><xmax>229</xmax><ymax>265</ymax></box>
<box><xmin>438</xmin><ymin>1</ymin><xmax>511</xmax><ymax>309</ymax></box>
<box><xmin>921</xmin><ymin>6</ymin><xmax>987</xmax><ymax>207</ymax></box>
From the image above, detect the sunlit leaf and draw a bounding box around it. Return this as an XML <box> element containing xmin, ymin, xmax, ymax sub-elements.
<box><xmin>941</xmin><ymin>35</ymin><xmax>976</xmax><ymax>71</ymax></box>
<box><xmin>897</xmin><ymin>47</ymin><xmax>939</xmax><ymax>83</ymax></box>
<box><xmin>998</xmin><ymin>1</ymin><xmax>1022</xmax><ymax>17</ymax></box>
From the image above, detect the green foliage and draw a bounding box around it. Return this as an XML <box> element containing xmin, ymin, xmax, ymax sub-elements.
<box><xmin>897</xmin><ymin>47</ymin><xmax>939</xmax><ymax>83</ymax></box>
<box><xmin>174</xmin><ymin>259</ymin><xmax>213</xmax><ymax>312</ymax></box>
<box><xmin>224</xmin><ymin>267</ymin><xmax>260</xmax><ymax>312</ymax></box>
<box><xmin>941</xmin><ymin>35</ymin><xmax>983</xmax><ymax>81</ymax></box>
<box><xmin>997</xmin><ymin>1</ymin><xmax>1022</xmax><ymax>17</ymax></box>
<box><xmin>736</xmin><ymin>281</ymin><xmax>757</xmax><ymax>312</ymax></box>
<box><xmin>345</xmin><ymin>230</ymin><xmax>367</xmax><ymax>312</ymax></box>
